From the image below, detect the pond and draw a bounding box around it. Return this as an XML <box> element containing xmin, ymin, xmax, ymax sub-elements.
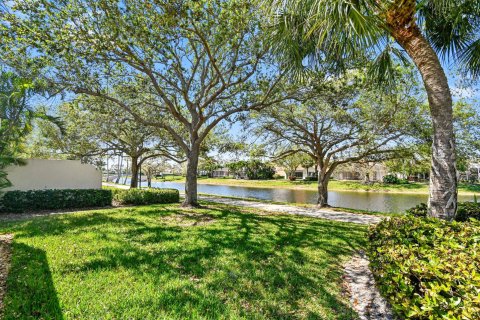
<box><xmin>143</xmin><ymin>181</ymin><xmax>474</xmax><ymax>213</ymax></box>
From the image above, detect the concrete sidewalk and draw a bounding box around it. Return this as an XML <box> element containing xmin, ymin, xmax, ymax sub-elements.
<box><xmin>199</xmin><ymin>196</ymin><xmax>383</xmax><ymax>225</ymax></box>
<box><xmin>103</xmin><ymin>183</ymin><xmax>384</xmax><ymax>225</ymax></box>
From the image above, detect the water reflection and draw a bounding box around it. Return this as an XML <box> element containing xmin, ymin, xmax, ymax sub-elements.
<box><xmin>146</xmin><ymin>181</ymin><xmax>473</xmax><ymax>213</ymax></box>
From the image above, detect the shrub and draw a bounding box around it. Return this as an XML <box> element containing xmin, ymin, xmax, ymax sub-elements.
<box><xmin>382</xmin><ymin>174</ymin><xmax>400</xmax><ymax>184</ymax></box>
<box><xmin>303</xmin><ymin>176</ymin><xmax>317</xmax><ymax>182</ymax></box>
<box><xmin>0</xmin><ymin>189</ymin><xmax>112</xmax><ymax>213</ymax></box>
<box><xmin>113</xmin><ymin>188</ymin><xmax>179</xmax><ymax>205</ymax></box>
<box><xmin>456</xmin><ymin>201</ymin><xmax>480</xmax><ymax>221</ymax></box>
<box><xmin>368</xmin><ymin>216</ymin><xmax>480</xmax><ymax>319</ymax></box>
<box><xmin>406</xmin><ymin>201</ymin><xmax>480</xmax><ymax>221</ymax></box>
<box><xmin>405</xmin><ymin>202</ymin><xmax>428</xmax><ymax>217</ymax></box>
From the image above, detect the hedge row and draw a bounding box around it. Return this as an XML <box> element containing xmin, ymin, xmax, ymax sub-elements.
<box><xmin>368</xmin><ymin>216</ymin><xmax>480</xmax><ymax>319</ymax></box>
<box><xmin>0</xmin><ymin>187</ymin><xmax>180</xmax><ymax>213</ymax></box>
<box><xmin>112</xmin><ymin>188</ymin><xmax>179</xmax><ymax>205</ymax></box>
<box><xmin>406</xmin><ymin>201</ymin><xmax>480</xmax><ymax>221</ymax></box>
<box><xmin>0</xmin><ymin>189</ymin><xmax>113</xmax><ymax>213</ymax></box>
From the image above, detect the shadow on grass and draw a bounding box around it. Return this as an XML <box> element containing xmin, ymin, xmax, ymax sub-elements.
<box><xmin>3</xmin><ymin>243</ymin><xmax>63</xmax><ymax>320</ymax></box>
<box><xmin>3</xmin><ymin>204</ymin><xmax>365</xmax><ymax>319</ymax></box>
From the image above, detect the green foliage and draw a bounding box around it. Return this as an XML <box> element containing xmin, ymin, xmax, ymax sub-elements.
<box><xmin>405</xmin><ymin>203</ymin><xmax>428</xmax><ymax>217</ymax></box>
<box><xmin>0</xmin><ymin>189</ymin><xmax>112</xmax><ymax>213</ymax></box>
<box><xmin>457</xmin><ymin>202</ymin><xmax>480</xmax><ymax>222</ymax></box>
<box><xmin>382</xmin><ymin>174</ymin><xmax>401</xmax><ymax>184</ymax></box>
<box><xmin>262</xmin><ymin>0</ymin><xmax>480</xmax><ymax>82</ymax></box>
<box><xmin>368</xmin><ymin>216</ymin><xmax>480</xmax><ymax>319</ymax></box>
<box><xmin>0</xmin><ymin>71</ymin><xmax>61</xmax><ymax>189</ymax></box>
<box><xmin>226</xmin><ymin>160</ymin><xmax>275</xmax><ymax>180</ymax></box>
<box><xmin>275</xmin><ymin>152</ymin><xmax>304</xmax><ymax>178</ymax></box>
<box><xmin>406</xmin><ymin>201</ymin><xmax>480</xmax><ymax>221</ymax></box>
<box><xmin>113</xmin><ymin>188</ymin><xmax>179</xmax><ymax>205</ymax></box>
<box><xmin>1</xmin><ymin>0</ymin><xmax>289</xmax><ymax>204</ymax></box>
<box><xmin>198</xmin><ymin>157</ymin><xmax>221</xmax><ymax>177</ymax></box>
<box><xmin>244</xmin><ymin>160</ymin><xmax>275</xmax><ymax>180</ymax></box>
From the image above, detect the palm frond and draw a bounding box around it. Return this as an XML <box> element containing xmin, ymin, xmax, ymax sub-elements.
<box><xmin>459</xmin><ymin>38</ymin><xmax>480</xmax><ymax>78</ymax></box>
<box><xmin>420</xmin><ymin>0</ymin><xmax>480</xmax><ymax>78</ymax></box>
<box><xmin>262</xmin><ymin>0</ymin><xmax>387</xmax><ymax>76</ymax></box>
<box><xmin>367</xmin><ymin>46</ymin><xmax>405</xmax><ymax>89</ymax></box>
<box><xmin>32</xmin><ymin>112</ymin><xmax>66</xmax><ymax>135</ymax></box>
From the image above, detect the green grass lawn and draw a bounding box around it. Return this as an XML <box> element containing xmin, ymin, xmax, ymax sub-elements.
<box><xmin>0</xmin><ymin>203</ymin><xmax>366</xmax><ymax>319</ymax></box>
<box><xmin>165</xmin><ymin>177</ymin><xmax>479</xmax><ymax>195</ymax></box>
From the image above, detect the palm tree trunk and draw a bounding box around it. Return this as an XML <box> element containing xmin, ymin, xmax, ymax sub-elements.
<box><xmin>392</xmin><ymin>24</ymin><xmax>457</xmax><ymax>220</ymax></box>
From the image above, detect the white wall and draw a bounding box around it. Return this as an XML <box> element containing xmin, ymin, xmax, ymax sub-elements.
<box><xmin>4</xmin><ymin>159</ymin><xmax>102</xmax><ymax>191</ymax></box>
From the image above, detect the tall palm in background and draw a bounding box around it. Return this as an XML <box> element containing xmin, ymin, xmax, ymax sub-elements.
<box><xmin>262</xmin><ymin>0</ymin><xmax>480</xmax><ymax>220</ymax></box>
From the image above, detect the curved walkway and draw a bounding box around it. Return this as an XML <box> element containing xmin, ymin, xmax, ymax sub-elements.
<box><xmin>199</xmin><ymin>196</ymin><xmax>383</xmax><ymax>225</ymax></box>
<box><xmin>103</xmin><ymin>183</ymin><xmax>384</xmax><ymax>225</ymax></box>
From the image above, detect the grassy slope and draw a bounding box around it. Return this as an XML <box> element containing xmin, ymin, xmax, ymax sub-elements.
<box><xmin>0</xmin><ymin>203</ymin><xmax>366</xmax><ymax>320</ymax></box>
<box><xmin>156</xmin><ymin>177</ymin><xmax>480</xmax><ymax>195</ymax></box>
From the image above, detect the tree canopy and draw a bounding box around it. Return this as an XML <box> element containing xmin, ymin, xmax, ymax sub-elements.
<box><xmin>1</xmin><ymin>0</ymin><xmax>295</xmax><ymax>205</ymax></box>
<box><xmin>257</xmin><ymin>69</ymin><xmax>425</xmax><ymax>206</ymax></box>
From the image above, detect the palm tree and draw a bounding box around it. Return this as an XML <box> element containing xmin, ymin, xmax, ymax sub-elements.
<box><xmin>0</xmin><ymin>71</ymin><xmax>63</xmax><ymax>189</ymax></box>
<box><xmin>262</xmin><ymin>0</ymin><xmax>480</xmax><ymax>220</ymax></box>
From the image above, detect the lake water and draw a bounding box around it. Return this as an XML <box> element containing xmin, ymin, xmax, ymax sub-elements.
<box><xmin>143</xmin><ymin>181</ymin><xmax>474</xmax><ymax>213</ymax></box>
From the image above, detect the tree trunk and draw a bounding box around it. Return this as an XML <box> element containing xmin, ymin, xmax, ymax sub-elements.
<box><xmin>123</xmin><ymin>159</ymin><xmax>129</xmax><ymax>185</ymax></box>
<box><xmin>317</xmin><ymin>169</ymin><xmax>330</xmax><ymax>208</ymax></box>
<box><xmin>364</xmin><ymin>172</ymin><xmax>370</xmax><ymax>183</ymax></box>
<box><xmin>106</xmin><ymin>156</ymin><xmax>110</xmax><ymax>182</ymax></box>
<box><xmin>115</xmin><ymin>154</ymin><xmax>123</xmax><ymax>184</ymax></box>
<box><xmin>183</xmin><ymin>148</ymin><xmax>200</xmax><ymax>207</ymax></box>
<box><xmin>138</xmin><ymin>163</ymin><xmax>142</xmax><ymax>189</ymax></box>
<box><xmin>392</xmin><ymin>24</ymin><xmax>457</xmax><ymax>220</ymax></box>
<box><xmin>130</xmin><ymin>156</ymin><xmax>139</xmax><ymax>189</ymax></box>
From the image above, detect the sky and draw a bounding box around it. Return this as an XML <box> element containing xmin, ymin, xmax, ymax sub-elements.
<box><xmin>28</xmin><ymin>62</ymin><xmax>479</xmax><ymax>165</ymax></box>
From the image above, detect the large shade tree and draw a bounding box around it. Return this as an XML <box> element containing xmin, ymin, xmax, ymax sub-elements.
<box><xmin>38</xmin><ymin>95</ymin><xmax>182</xmax><ymax>188</ymax></box>
<box><xmin>258</xmin><ymin>71</ymin><xmax>423</xmax><ymax>207</ymax></box>
<box><xmin>262</xmin><ymin>0</ymin><xmax>480</xmax><ymax>219</ymax></box>
<box><xmin>1</xmin><ymin>0</ymin><xmax>291</xmax><ymax>207</ymax></box>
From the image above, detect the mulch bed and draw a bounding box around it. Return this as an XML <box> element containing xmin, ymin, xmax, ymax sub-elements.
<box><xmin>0</xmin><ymin>234</ymin><xmax>13</xmax><ymax>318</ymax></box>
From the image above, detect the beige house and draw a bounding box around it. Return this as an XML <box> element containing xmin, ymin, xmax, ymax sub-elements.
<box><xmin>332</xmin><ymin>163</ymin><xmax>388</xmax><ymax>182</ymax></box>
<box><xmin>4</xmin><ymin>159</ymin><xmax>102</xmax><ymax>191</ymax></box>
<box><xmin>204</xmin><ymin>162</ymin><xmax>390</xmax><ymax>181</ymax></box>
<box><xmin>277</xmin><ymin>162</ymin><xmax>389</xmax><ymax>181</ymax></box>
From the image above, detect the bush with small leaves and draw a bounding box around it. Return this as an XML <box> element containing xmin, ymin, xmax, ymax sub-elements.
<box><xmin>406</xmin><ymin>201</ymin><xmax>480</xmax><ymax>221</ymax></box>
<box><xmin>0</xmin><ymin>189</ymin><xmax>112</xmax><ymax>213</ymax></box>
<box><xmin>113</xmin><ymin>188</ymin><xmax>179</xmax><ymax>205</ymax></box>
<box><xmin>382</xmin><ymin>174</ymin><xmax>400</xmax><ymax>184</ymax></box>
<box><xmin>405</xmin><ymin>202</ymin><xmax>428</xmax><ymax>217</ymax></box>
<box><xmin>368</xmin><ymin>216</ymin><xmax>480</xmax><ymax>319</ymax></box>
